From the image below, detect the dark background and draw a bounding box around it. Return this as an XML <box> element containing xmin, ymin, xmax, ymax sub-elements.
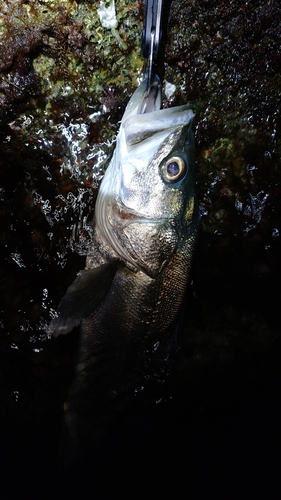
<box><xmin>0</xmin><ymin>0</ymin><xmax>281</xmax><ymax>497</ymax></box>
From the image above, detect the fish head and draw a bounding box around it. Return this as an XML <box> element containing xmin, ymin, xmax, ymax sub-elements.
<box><xmin>95</xmin><ymin>78</ymin><xmax>197</xmax><ymax>278</ymax></box>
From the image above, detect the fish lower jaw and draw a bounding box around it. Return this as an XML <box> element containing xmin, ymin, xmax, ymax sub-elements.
<box><xmin>111</xmin><ymin>204</ymin><xmax>161</xmax><ymax>225</ymax></box>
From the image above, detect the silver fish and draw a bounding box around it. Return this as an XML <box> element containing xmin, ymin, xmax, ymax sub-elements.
<box><xmin>50</xmin><ymin>76</ymin><xmax>199</xmax><ymax>464</ymax></box>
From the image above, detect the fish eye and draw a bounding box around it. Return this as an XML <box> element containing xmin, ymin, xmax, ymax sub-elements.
<box><xmin>161</xmin><ymin>156</ymin><xmax>187</xmax><ymax>183</ymax></box>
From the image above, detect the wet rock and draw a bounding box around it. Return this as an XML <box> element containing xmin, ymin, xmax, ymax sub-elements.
<box><xmin>0</xmin><ymin>1</ymin><xmax>281</xmax><ymax>495</ymax></box>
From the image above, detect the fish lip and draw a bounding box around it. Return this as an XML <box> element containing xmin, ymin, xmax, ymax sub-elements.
<box><xmin>111</xmin><ymin>199</ymin><xmax>165</xmax><ymax>225</ymax></box>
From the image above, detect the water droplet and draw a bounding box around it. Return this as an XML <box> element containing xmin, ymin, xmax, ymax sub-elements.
<box><xmin>10</xmin><ymin>252</ymin><xmax>26</xmax><ymax>268</ymax></box>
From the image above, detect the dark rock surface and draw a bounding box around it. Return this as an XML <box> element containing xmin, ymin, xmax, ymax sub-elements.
<box><xmin>0</xmin><ymin>0</ymin><xmax>280</xmax><ymax>497</ymax></box>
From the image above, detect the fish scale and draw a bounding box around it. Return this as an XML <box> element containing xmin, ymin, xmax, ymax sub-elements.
<box><xmin>50</xmin><ymin>75</ymin><xmax>199</xmax><ymax>467</ymax></box>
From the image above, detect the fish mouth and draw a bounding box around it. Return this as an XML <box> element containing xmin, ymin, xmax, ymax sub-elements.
<box><xmin>122</xmin><ymin>75</ymin><xmax>162</xmax><ymax>121</ymax></box>
<box><xmin>111</xmin><ymin>198</ymin><xmax>165</xmax><ymax>225</ymax></box>
<box><xmin>139</xmin><ymin>75</ymin><xmax>162</xmax><ymax>114</ymax></box>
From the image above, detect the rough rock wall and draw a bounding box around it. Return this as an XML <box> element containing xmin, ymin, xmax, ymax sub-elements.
<box><xmin>0</xmin><ymin>0</ymin><xmax>281</xmax><ymax>483</ymax></box>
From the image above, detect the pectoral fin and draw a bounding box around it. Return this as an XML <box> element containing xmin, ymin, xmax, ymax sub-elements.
<box><xmin>50</xmin><ymin>261</ymin><xmax>118</xmax><ymax>337</ymax></box>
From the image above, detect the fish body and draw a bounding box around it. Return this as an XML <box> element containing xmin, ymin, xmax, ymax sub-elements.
<box><xmin>51</xmin><ymin>77</ymin><xmax>199</xmax><ymax>465</ymax></box>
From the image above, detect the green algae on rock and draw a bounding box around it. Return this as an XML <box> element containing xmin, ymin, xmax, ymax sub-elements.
<box><xmin>0</xmin><ymin>0</ymin><xmax>144</xmax><ymax>355</ymax></box>
<box><xmin>0</xmin><ymin>0</ymin><xmax>144</xmax><ymax>179</ymax></box>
